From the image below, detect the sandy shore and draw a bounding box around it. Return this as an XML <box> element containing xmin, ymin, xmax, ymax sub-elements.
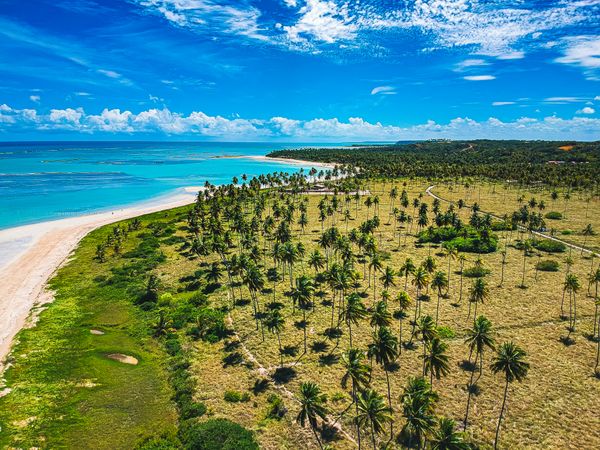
<box><xmin>0</xmin><ymin>186</ymin><xmax>202</xmax><ymax>370</ymax></box>
<box><xmin>218</xmin><ymin>154</ymin><xmax>337</xmax><ymax>170</ymax></box>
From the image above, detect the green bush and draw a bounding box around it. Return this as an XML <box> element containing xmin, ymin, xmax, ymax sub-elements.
<box><xmin>188</xmin><ymin>307</ymin><xmax>226</xmax><ymax>343</ymax></box>
<box><xmin>265</xmin><ymin>394</ymin><xmax>287</xmax><ymax>420</ymax></box>
<box><xmin>536</xmin><ymin>260</ymin><xmax>560</xmax><ymax>272</ymax></box>
<box><xmin>136</xmin><ymin>434</ymin><xmax>181</xmax><ymax>450</ymax></box>
<box><xmin>224</xmin><ymin>390</ymin><xmax>250</xmax><ymax>403</ymax></box>
<box><xmin>531</xmin><ymin>239</ymin><xmax>566</xmax><ymax>253</ymax></box>
<box><xmin>437</xmin><ymin>326</ymin><xmax>456</xmax><ymax>339</ymax></box>
<box><xmin>545</xmin><ymin>211</ymin><xmax>563</xmax><ymax>220</ymax></box>
<box><xmin>463</xmin><ymin>266</ymin><xmax>491</xmax><ymax>278</ymax></box>
<box><xmin>179</xmin><ymin>418</ymin><xmax>259</xmax><ymax>450</ymax></box>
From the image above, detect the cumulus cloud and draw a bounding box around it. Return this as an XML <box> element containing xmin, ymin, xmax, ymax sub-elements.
<box><xmin>29</xmin><ymin>95</ymin><xmax>40</xmax><ymax>103</ymax></box>
<box><xmin>0</xmin><ymin>104</ymin><xmax>599</xmax><ymax>141</ymax></box>
<box><xmin>577</xmin><ymin>106</ymin><xmax>595</xmax><ymax>114</ymax></box>
<box><xmin>464</xmin><ymin>75</ymin><xmax>495</xmax><ymax>81</ymax></box>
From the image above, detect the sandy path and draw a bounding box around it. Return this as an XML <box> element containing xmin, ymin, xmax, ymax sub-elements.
<box><xmin>0</xmin><ymin>187</ymin><xmax>202</xmax><ymax>370</ymax></box>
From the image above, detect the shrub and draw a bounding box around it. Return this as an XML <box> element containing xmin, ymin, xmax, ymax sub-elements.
<box><xmin>463</xmin><ymin>266</ymin><xmax>491</xmax><ymax>278</ymax></box>
<box><xmin>265</xmin><ymin>394</ymin><xmax>287</xmax><ymax>420</ymax></box>
<box><xmin>536</xmin><ymin>260</ymin><xmax>560</xmax><ymax>272</ymax></box>
<box><xmin>437</xmin><ymin>326</ymin><xmax>456</xmax><ymax>339</ymax></box>
<box><xmin>179</xmin><ymin>418</ymin><xmax>259</xmax><ymax>450</ymax></box>
<box><xmin>180</xmin><ymin>401</ymin><xmax>207</xmax><ymax>420</ymax></box>
<box><xmin>224</xmin><ymin>390</ymin><xmax>250</xmax><ymax>403</ymax></box>
<box><xmin>136</xmin><ymin>434</ymin><xmax>181</xmax><ymax>450</ymax></box>
<box><xmin>531</xmin><ymin>239</ymin><xmax>566</xmax><ymax>253</ymax></box>
<box><xmin>188</xmin><ymin>307</ymin><xmax>226</xmax><ymax>343</ymax></box>
<box><xmin>545</xmin><ymin>211</ymin><xmax>563</xmax><ymax>220</ymax></box>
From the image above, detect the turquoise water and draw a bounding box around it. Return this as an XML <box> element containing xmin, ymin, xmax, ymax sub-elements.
<box><xmin>0</xmin><ymin>141</ymin><xmax>339</xmax><ymax>230</ymax></box>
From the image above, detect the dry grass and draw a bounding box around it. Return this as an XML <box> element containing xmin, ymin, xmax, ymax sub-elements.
<box><xmin>159</xmin><ymin>179</ymin><xmax>599</xmax><ymax>449</ymax></box>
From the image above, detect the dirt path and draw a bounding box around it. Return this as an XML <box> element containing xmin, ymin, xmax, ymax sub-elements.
<box><xmin>425</xmin><ymin>185</ymin><xmax>599</xmax><ymax>257</ymax></box>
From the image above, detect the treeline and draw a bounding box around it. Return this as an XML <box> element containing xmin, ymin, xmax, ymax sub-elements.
<box><xmin>268</xmin><ymin>140</ymin><xmax>600</xmax><ymax>188</ymax></box>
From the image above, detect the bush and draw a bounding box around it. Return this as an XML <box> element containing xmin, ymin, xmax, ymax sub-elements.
<box><xmin>188</xmin><ymin>307</ymin><xmax>227</xmax><ymax>343</ymax></box>
<box><xmin>136</xmin><ymin>434</ymin><xmax>181</xmax><ymax>450</ymax></box>
<box><xmin>463</xmin><ymin>266</ymin><xmax>491</xmax><ymax>278</ymax></box>
<box><xmin>265</xmin><ymin>394</ymin><xmax>287</xmax><ymax>420</ymax></box>
<box><xmin>179</xmin><ymin>418</ymin><xmax>259</xmax><ymax>450</ymax></box>
<box><xmin>531</xmin><ymin>239</ymin><xmax>566</xmax><ymax>253</ymax></box>
<box><xmin>224</xmin><ymin>390</ymin><xmax>250</xmax><ymax>403</ymax></box>
<box><xmin>545</xmin><ymin>211</ymin><xmax>563</xmax><ymax>220</ymax></box>
<box><xmin>536</xmin><ymin>260</ymin><xmax>560</xmax><ymax>272</ymax></box>
<box><xmin>437</xmin><ymin>326</ymin><xmax>456</xmax><ymax>339</ymax></box>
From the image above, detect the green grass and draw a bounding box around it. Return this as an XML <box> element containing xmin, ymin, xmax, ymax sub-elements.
<box><xmin>0</xmin><ymin>210</ymin><xmax>181</xmax><ymax>449</ymax></box>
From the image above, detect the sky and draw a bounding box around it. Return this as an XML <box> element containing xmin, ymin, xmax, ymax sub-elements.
<box><xmin>0</xmin><ymin>0</ymin><xmax>599</xmax><ymax>142</ymax></box>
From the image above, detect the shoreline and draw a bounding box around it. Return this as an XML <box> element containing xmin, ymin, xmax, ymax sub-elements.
<box><xmin>0</xmin><ymin>186</ymin><xmax>202</xmax><ymax>371</ymax></box>
<box><xmin>0</xmin><ymin>154</ymin><xmax>335</xmax><ymax>371</ymax></box>
<box><xmin>215</xmin><ymin>154</ymin><xmax>337</xmax><ymax>170</ymax></box>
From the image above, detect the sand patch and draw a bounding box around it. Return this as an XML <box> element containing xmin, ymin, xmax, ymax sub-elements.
<box><xmin>0</xmin><ymin>387</ymin><xmax>12</xmax><ymax>398</ymax></box>
<box><xmin>106</xmin><ymin>353</ymin><xmax>138</xmax><ymax>365</ymax></box>
<box><xmin>12</xmin><ymin>416</ymin><xmax>35</xmax><ymax>428</ymax></box>
<box><xmin>90</xmin><ymin>329</ymin><xmax>104</xmax><ymax>335</ymax></box>
<box><xmin>76</xmin><ymin>379</ymin><xmax>98</xmax><ymax>388</ymax></box>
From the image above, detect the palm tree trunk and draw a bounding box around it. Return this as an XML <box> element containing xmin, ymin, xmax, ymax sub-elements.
<box><xmin>494</xmin><ymin>378</ymin><xmax>510</xmax><ymax>450</ymax></box>
<box><xmin>353</xmin><ymin>383</ymin><xmax>362</xmax><ymax>450</ymax></box>
<box><xmin>435</xmin><ymin>292</ymin><xmax>441</xmax><ymax>325</ymax></box>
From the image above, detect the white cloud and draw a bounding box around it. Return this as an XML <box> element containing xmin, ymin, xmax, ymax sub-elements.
<box><xmin>282</xmin><ymin>0</ymin><xmax>357</xmax><ymax>45</ymax></box>
<box><xmin>464</xmin><ymin>75</ymin><xmax>495</xmax><ymax>81</ymax></box>
<box><xmin>496</xmin><ymin>51</ymin><xmax>525</xmax><ymax>60</ymax></box>
<box><xmin>555</xmin><ymin>35</ymin><xmax>600</xmax><ymax>68</ymax></box>
<box><xmin>371</xmin><ymin>86</ymin><xmax>396</xmax><ymax>95</ymax></box>
<box><xmin>454</xmin><ymin>59</ymin><xmax>489</xmax><ymax>71</ymax></box>
<box><xmin>544</xmin><ymin>97</ymin><xmax>583</xmax><ymax>103</ymax></box>
<box><xmin>29</xmin><ymin>95</ymin><xmax>40</xmax><ymax>103</ymax></box>
<box><xmin>577</xmin><ymin>106</ymin><xmax>595</xmax><ymax>114</ymax></box>
<box><xmin>595</xmin><ymin>95</ymin><xmax>600</xmax><ymax>101</ymax></box>
<box><xmin>1</xmin><ymin>104</ymin><xmax>599</xmax><ymax>141</ymax></box>
<box><xmin>97</xmin><ymin>69</ymin><xmax>121</xmax><ymax>79</ymax></box>
<box><xmin>283</xmin><ymin>0</ymin><xmax>297</xmax><ymax>7</ymax></box>
<box><xmin>74</xmin><ymin>91</ymin><xmax>91</xmax><ymax>96</ymax></box>
<box><xmin>492</xmin><ymin>101</ymin><xmax>515</xmax><ymax>106</ymax></box>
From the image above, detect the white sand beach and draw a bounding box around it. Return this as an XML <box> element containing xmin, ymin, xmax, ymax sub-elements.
<box><xmin>0</xmin><ymin>186</ymin><xmax>202</xmax><ymax>370</ymax></box>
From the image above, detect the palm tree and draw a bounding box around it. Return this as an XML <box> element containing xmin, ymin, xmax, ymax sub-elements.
<box><xmin>563</xmin><ymin>273</ymin><xmax>580</xmax><ymax>334</ymax></box>
<box><xmin>431</xmin><ymin>271</ymin><xmax>449</xmax><ymax>325</ymax></box>
<box><xmin>411</xmin><ymin>267</ymin><xmax>430</xmax><ymax>337</ymax></box>
<box><xmin>370</xmin><ymin>299</ymin><xmax>393</xmax><ymax>330</ymax></box>
<box><xmin>297</xmin><ymin>381</ymin><xmax>329</xmax><ymax>449</ymax></box>
<box><xmin>499</xmin><ymin>250</ymin><xmax>507</xmax><ymax>287</ymax></box>
<box><xmin>265</xmin><ymin>309</ymin><xmax>285</xmax><ymax>366</ymax></box>
<box><xmin>429</xmin><ymin>418</ymin><xmax>470</xmax><ymax>450</ymax></box>
<box><xmin>590</xmin><ymin>268</ymin><xmax>600</xmax><ymax>337</ymax></box>
<box><xmin>457</xmin><ymin>254</ymin><xmax>467</xmax><ymax>303</ymax></box>
<box><xmin>355</xmin><ymin>389</ymin><xmax>393</xmax><ymax>450</ymax></box>
<box><xmin>340</xmin><ymin>292</ymin><xmax>368</xmax><ymax>347</ymax></box>
<box><xmin>308</xmin><ymin>250</ymin><xmax>326</xmax><ymax>274</ymax></box>
<box><xmin>423</xmin><ymin>337</ymin><xmax>450</xmax><ymax>385</ymax></box>
<box><xmin>367</xmin><ymin>326</ymin><xmax>398</xmax><ymax>426</ymax></box>
<box><xmin>468</xmin><ymin>278</ymin><xmax>488</xmax><ymax>321</ymax></box>
<box><xmin>520</xmin><ymin>240</ymin><xmax>532</xmax><ymax>288</ymax></box>
<box><xmin>395</xmin><ymin>291</ymin><xmax>411</xmax><ymax>351</ymax></box>
<box><xmin>490</xmin><ymin>342</ymin><xmax>530</xmax><ymax>450</ymax></box>
<box><xmin>401</xmin><ymin>257</ymin><xmax>416</xmax><ymax>290</ymax></box>
<box><xmin>444</xmin><ymin>245</ymin><xmax>458</xmax><ymax>292</ymax></box>
<box><xmin>380</xmin><ymin>266</ymin><xmax>396</xmax><ymax>295</ymax></box>
<box><xmin>463</xmin><ymin>316</ymin><xmax>495</xmax><ymax>429</ymax></box>
<box><xmin>400</xmin><ymin>377</ymin><xmax>438</xmax><ymax>449</ymax></box>
<box><xmin>205</xmin><ymin>261</ymin><xmax>223</xmax><ymax>285</ymax></box>
<box><xmin>341</xmin><ymin>348</ymin><xmax>371</xmax><ymax>449</ymax></box>
<box><xmin>292</xmin><ymin>275</ymin><xmax>315</xmax><ymax>353</ymax></box>
<box><xmin>416</xmin><ymin>315</ymin><xmax>437</xmax><ymax>371</ymax></box>
<box><xmin>242</xmin><ymin>264</ymin><xmax>265</xmax><ymax>335</ymax></box>
<box><xmin>582</xmin><ymin>224</ymin><xmax>594</xmax><ymax>253</ymax></box>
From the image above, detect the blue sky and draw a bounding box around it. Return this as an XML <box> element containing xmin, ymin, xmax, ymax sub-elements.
<box><xmin>0</xmin><ymin>0</ymin><xmax>599</xmax><ymax>141</ymax></box>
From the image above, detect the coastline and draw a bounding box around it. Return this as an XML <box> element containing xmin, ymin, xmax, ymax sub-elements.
<box><xmin>0</xmin><ymin>186</ymin><xmax>202</xmax><ymax>370</ymax></box>
<box><xmin>0</xmin><ymin>154</ymin><xmax>335</xmax><ymax>371</ymax></box>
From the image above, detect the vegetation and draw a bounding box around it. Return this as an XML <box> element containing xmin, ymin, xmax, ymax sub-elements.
<box><xmin>2</xmin><ymin>142</ymin><xmax>600</xmax><ymax>449</ymax></box>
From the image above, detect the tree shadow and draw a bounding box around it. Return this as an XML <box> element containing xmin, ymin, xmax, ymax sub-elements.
<box><xmin>459</xmin><ymin>360</ymin><xmax>477</xmax><ymax>372</ymax></box>
<box><xmin>272</xmin><ymin>366</ymin><xmax>297</xmax><ymax>384</ymax></box>
<box><xmin>251</xmin><ymin>378</ymin><xmax>270</xmax><ymax>395</ymax></box>
<box><xmin>222</xmin><ymin>351</ymin><xmax>244</xmax><ymax>367</ymax></box>
<box><xmin>310</xmin><ymin>340</ymin><xmax>329</xmax><ymax>353</ymax></box>
<box><xmin>319</xmin><ymin>353</ymin><xmax>339</xmax><ymax>366</ymax></box>
<box><xmin>281</xmin><ymin>345</ymin><xmax>299</xmax><ymax>357</ymax></box>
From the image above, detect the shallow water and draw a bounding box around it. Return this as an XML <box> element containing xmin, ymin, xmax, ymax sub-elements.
<box><xmin>0</xmin><ymin>141</ymin><xmax>340</xmax><ymax>229</ymax></box>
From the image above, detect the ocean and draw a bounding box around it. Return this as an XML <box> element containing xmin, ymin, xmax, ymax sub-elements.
<box><xmin>0</xmin><ymin>141</ymin><xmax>345</xmax><ymax>230</ymax></box>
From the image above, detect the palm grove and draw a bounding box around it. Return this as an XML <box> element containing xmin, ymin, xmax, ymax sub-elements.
<box><xmin>89</xmin><ymin>151</ymin><xmax>599</xmax><ymax>449</ymax></box>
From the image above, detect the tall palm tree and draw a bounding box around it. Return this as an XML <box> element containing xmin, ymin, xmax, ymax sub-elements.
<box><xmin>367</xmin><ymin>326</ymin><xmax>398</xmax><ymax>423</ymax></box>
<box><xmin>457</xmin><ymin>254</ymin><xmax>467</xmax><ymax>303</ymax></box>
<box><xmin>411</xmin><ymin>267</ymin><xmax>430</xmax><ymax>337</ymax></box>
<box><xmin>340</xmin><ymin>292</ymin><xmax>368</xmax><ymax>347</ymax></box>
<box><xmin>520</xmin><ymin>240</ymin><xmax>532</xmax><ymax>288</ymax></box>
<box><xmin>416</xmin><ymin>315</ymin><xmax>437</xmax><ymax>370</ymax></box>
<box><xmin>308</xmin><ymin>249</ymin><xmax>326</xmax><ymax>274</ymax></box>
<box><xmin>242</xmin><ymin>264</ymin><xmax>265</xmax><ymax>336</ymax></box>
<box><xmin>341</xmin><ymin>348</ymin><xmax>371</xmax><ymax>450</ymax></box>
<box><xmin>395</xmin><ymin>291</ymin><xmax>411</xmax><ymax>351</ymax></box>
<box><xmin>468</xmin><ymin>278</ymin><xmax>489</xmax><ymax>321</ymax></box>
<box><xmin>205</xmin><ymin>261</ymin><xmax>223</xmax><ymax>285</ymax></box>
<box><xmin>370</xmin><ymin>300</ymin><xmax>393</xmax><ymax>330</ymax></box>
<box><xmin>591</xmin><ymin>267</ymin><xmax>600</xmax><ymax>337</ymax></box>
<box><xmin>563</xmin><ymin>273</ymin><xmax>580</xmax><ymax>334</ymax></box>
<box><xmin>431</xmin><ymin>271</ymin><xmax>449</xmax><ymax>325</ymax></box>
<box><xmin>400</xmin><ymin>376</ymin><xmax>438</xmax><ymax>449</ymax></box>
<box><xmin>429</xmin><ymin>418</ymin><xmax>470</xmax><ymax>450</ymax></box>
<box><xmin>355</xmin><ymin>389</ymin><xmax>393</xmax><ymax>450</ymax></box>
<box><xmin>292</xmin><ymin>275</ymin><xmax>315</xmax><ymax>353</ymax></box>
<box><xmin>423</xmin><ymin>337</ymin><xmax>450</xmax><ymax>385</ymax></box>
<box><xmin>297</xmin><ymin>381</ymin><xmax>329</xmax><ymax>449</ymax></box>
<box><xmin>401</xmin><ymin>257</ymin><xmax>416</xmax><ymax>290</ymax></box>
<box><xmin>444</xmin><ymin>245</ymin><xmax>458</xmax><ymax>292</ymax></box>
<box><xmin>265</xmin><ymin>309</ymin><xmax>285</xmax><ymax>366</ymax></box>
<box><xmin>490</xmin><ymin>342</ymin><xmax>530</xmax><ymax>450</ymax></box>
<box><xmin>582</xmin><ymin>224</ymin><xmax>594</xmax><ymax>253</ymax></box>
<box><xmin>379</xmin><ymin>266</ymin><xmax>396</xmax><ymax>300</ymax></box>
<box><xmin>463</xmin><ymin>316</ymin><xmax>495</xmax><ymax>429</ymax></box>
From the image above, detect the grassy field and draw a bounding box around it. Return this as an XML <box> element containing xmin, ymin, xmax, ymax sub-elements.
<box><xmin>1</xmin><ymin>177</ymin><xmax>599</xmax><ymax>449</ymax></box>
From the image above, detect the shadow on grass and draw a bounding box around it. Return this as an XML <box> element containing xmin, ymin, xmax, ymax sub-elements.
<box><xmin>272</xmin><ymin>366</ymin><xmax>297</xmax><ymax>384</ymax></box>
